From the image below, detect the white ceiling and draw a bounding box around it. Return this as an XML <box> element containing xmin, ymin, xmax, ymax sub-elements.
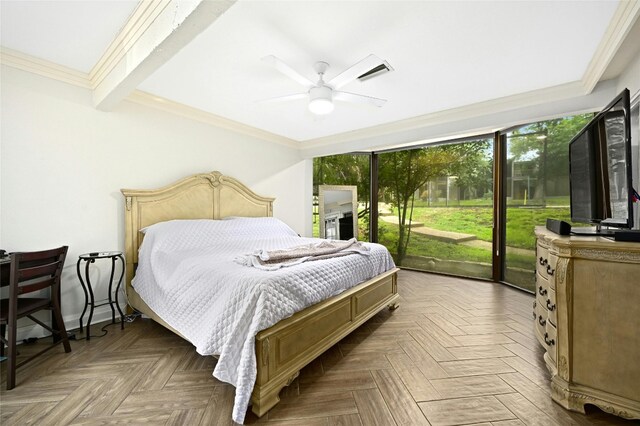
<box><xmin>0</xmin><ymin>1</ymin><xmax>139</xmax><ymax>73</ymax></box>
<box><xmin>0</xmin><ymin>0</ymin><xmax>635</xmax><ymax>143</ymax></box>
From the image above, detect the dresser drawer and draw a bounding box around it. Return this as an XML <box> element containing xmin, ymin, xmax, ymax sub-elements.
<box><xmin>534</xmin><ymin>300</ymin><xmax>548</xmax><ymax>347</ymax></box>
<box><xmin>537</xmin><ymin>251</ymin><xmax>558</xmax><ymax>288</ymax></box>
<box><xmin>536</xmin><ymin>244</ymin><xmax>550</xmax><ymax>277</ymax></box>
<box><xmin>536</xmin><ymin>273</ymin><xmax>550</xmax><ymax>308</ymax></box>
<box><xmin>545</xmin><ymin>254</ymin><xmax>558</xmax><ymax>289</ymax></box>
<box><xmin>547</xmin><ymin>288</ymin><xmax>557</xmax><ymax>326</ymax></box>
<box><xmin>544</xmin><ymin>322</ymin><xmax>557</xmax><ymax>363</ymax></box>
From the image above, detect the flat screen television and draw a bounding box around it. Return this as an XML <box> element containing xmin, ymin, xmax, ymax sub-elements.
<box><xmin>569</xmin><ymin>88</ymin><xmax>633</xmax><ymax>235</ymax></box>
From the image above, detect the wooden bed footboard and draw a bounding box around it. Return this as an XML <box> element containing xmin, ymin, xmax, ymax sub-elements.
<box><xmin>126</xmin><ymin>267</ymin><xmax>399</xmax><ymax>417</ymax></box>
<box><xmin>252</xmin><ymin>267</ymin><xmax>399</xmax><ymax>416</ymax></box>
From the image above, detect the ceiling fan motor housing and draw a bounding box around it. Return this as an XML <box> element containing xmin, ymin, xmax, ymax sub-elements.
<box><xmin>309</xmin><ymin>85</ymin><xmax>332</xmax><ymax>101</ymax></box>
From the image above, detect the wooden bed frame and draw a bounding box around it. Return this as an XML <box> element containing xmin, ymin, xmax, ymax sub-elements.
<box><xmin>121</xmin><ymin>171</ymin><xmax>399</xmax><ymax>417</ymax></box>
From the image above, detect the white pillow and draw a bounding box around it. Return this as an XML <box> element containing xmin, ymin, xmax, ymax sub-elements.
<box><xmin>140</xmin><ymin>217</ymin><xmax>298</xmax><ymax>252</ymax></box>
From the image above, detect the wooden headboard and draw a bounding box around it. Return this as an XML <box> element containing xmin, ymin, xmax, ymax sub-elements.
<box><xmin>120</xmin><ymin>171</ymin><xmax>274</xmax><ymax>291</ymax></box>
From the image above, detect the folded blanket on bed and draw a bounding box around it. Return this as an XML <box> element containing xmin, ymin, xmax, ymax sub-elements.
<box><xmin>235</xmin><ymin>238</ymin><xmax>370</xmax><ymax>270</ymax></box>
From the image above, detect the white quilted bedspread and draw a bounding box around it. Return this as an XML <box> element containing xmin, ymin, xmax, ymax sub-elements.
<box><xmin>132</xmin><ymin>217</ymin><xmax>395</xmax><ymax>424</ymax></box>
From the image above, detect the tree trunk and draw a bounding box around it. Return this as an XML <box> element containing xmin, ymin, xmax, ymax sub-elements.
<box><xmin>396</xmin><ymin>197</ymin><xmax>410</xmax><ymax>264</ymax></box>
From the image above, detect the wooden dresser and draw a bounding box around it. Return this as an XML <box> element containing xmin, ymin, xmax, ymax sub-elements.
<box><xmin>534</xmin><ymin>226</ymin><xmax>640</xmax><ymax>420</ymax></box>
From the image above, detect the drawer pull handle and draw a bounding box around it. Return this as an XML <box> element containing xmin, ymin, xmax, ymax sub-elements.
<box><xmin>546</xmin><ymin>265</ymin><xmax>555</xmax><ymax>276</ymax></box>
<box><xmin>538</xmin><ymin>286</ymin><xmax>547</xmax><ymax>296</ymax></box>
<box><xmin>538</xmin><ymin>315</ymin><xmax>546</xmax><ymax>326</ymax></box>
<box><xmin>544</xmin><ymin>333</ymin><xmax>555</xmax><ymax>346</ymax></box>
<box><xmin>546</xmin><ymin>300</ymin><xmax>556</xmax><ymax>311</ymax></box>
<box><xmin>539</xmin><ymin>257</ymin><xmax>548</xmax><ymax>266</ymax></box>
<box><xmin>533</xmin><ymin>311</ymin><xmax>537</xmax><ymax>319</ymax></box>
<box><xmin>533</xmin><ymin>301</ymin><xmax>537</xmax><ymax>309</ymax></box>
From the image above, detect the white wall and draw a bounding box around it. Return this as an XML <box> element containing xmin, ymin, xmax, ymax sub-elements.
<box><xmin>616</xmin><ymin>52</ymin><xmax>640</xmax><ymax>229</ymax></box>
<box><xmin>616</xmin><ymin>52</ymin><xmax>640</xmax><ymax>96</ymax></box>
<box><xmin>0</xmin><ymin>66</ymin><xmax>309</xmax><ymax>337</ymax></box>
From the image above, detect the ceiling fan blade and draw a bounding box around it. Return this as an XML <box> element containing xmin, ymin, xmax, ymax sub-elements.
<box><xmin>328</xmin><ymin>54</ymin><xmax>385</xmax><ymax>89</ymax></box>
<box><xmin>257</xmin><ymin>93</ymin><xmax>307</xmax><ymax>104</ymax></box>
<box><xmin>262</xmin><ymin>55</ymin><xmax>315</xmax><ymax>87</ymax></box>
<box><xmin>334</xmin><ymin>91</ymin><xmax>387</xmax><ymax>108</ymax></box>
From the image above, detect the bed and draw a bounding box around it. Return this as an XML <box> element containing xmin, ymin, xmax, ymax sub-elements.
<box><xmin>121</xmin><ymin>171</ymin><xmax>399</xmax><ymax>423</ymax></box>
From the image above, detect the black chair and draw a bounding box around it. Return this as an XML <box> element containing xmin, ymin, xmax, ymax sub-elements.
<box><xmin>0</xmin><ymin>246</ymin><xmax>72</xmax><ymax>389</ymax></box>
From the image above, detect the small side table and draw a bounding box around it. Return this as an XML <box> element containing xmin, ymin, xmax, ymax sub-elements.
<box><xmin>76</xmin><ymin>251</ymin><xmax>125</xmax><ymax>340</ymax></box>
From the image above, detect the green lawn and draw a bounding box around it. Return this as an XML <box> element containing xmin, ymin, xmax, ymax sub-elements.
<box><xmin>409</xmin><ymin>207</ymin><xmax>494</xmax><ymax>242</ymax></box>
<box><xmin>505</xmin><ymin>207</ymin><xmax>573</xmax><ymax>249</ymax></box>
<box><xmin>313</xmin><ymin>199</ymin><xmax>580</xmax><ymax>290</ymax></box>
<box><xmin>384</xmin><ymin>202</ymin><xmax>576</xmax><ymax>249</ymax></box>
<box><xmin>378</xmin><ymin>222</ymin><xmax>492</xmax><ymax>263</ymax></box>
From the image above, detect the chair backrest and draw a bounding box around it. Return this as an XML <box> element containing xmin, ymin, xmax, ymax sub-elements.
<box><xmin>9</xmin><ymin>246</ymin><xmax>68</xmax><ymax>296</ymax></box>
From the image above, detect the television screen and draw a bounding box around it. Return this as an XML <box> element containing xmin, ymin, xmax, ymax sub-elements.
<box><xmin>569</xmin><ymin>130</ymin><xmax>596</xmax><ymax>223</ymax></box>
<box><xmin>569</xmin><ymin>89</ymin><xmax>633</xmax><ymax>233</ymax></box>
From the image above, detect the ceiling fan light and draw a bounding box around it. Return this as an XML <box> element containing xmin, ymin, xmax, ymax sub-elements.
<box><xmin>308</xmin><ymin>86</ymin><xmax>334</xmax><ymax>115</ymax></box>
<box><xmin>308</xmin><ymin>98</ymin><xmax>334</xmax><ymax>115</ymax></box>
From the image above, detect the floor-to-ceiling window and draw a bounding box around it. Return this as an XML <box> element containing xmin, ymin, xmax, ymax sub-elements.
<box><xmin>310</xmin><ymin>113</ymin><xmax>599</xmax><ymax>292</ymax></box>
<box><xmin>376</xmin><ymin>137</ymin><xmax>494</xmax><ymax>279</ymax></box>
<box><xmin>503</xmin><ymin>114</ymin><xmax>592</xmax><ymax>291</ymax></box>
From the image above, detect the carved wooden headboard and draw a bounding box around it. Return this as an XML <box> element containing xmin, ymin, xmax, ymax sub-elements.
<box><xmin>120</xmin><ymin>171</ymin><xmax>274</xmax><ymax>291</ymax></box>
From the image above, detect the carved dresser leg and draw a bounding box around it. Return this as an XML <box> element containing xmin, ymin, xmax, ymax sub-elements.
<box><xmin>388</xmin><ymin>302</ymin><xmax>400</xmax><ymax>311</ymax></box>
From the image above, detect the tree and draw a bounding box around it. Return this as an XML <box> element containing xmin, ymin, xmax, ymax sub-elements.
<box><xmin>313</xmin><ymin>154</ymin><xmax>369</xmax><ymax>207</ymax></box>
<box><xmin>508</xmin><ymin>114</ymin><xmax>592</xmax><ymax>202</ymax></box>
<box><xmin>379</xmin><ymin>142</ymin><xmax>486</xmax><ymax>264</ymax></box>
<box><xmin>446</xmin><ymin>141</ymin><xmax>493</xmax><ymax>200</ymax></box>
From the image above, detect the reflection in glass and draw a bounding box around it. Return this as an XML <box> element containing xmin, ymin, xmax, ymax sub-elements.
<box><xmin>603</xmin><ymin>111</ymin><xmax>628</xmax><ymax>219</ymax></box>
<box><xmin>312</xmin><ymin>154</ymin><xmax>370</xmax><ymax>240</ymax></box>
<box><xmin>318</xmin><ymin>186</ymin><xmax>357</xmax><ymax>240</ymax></box>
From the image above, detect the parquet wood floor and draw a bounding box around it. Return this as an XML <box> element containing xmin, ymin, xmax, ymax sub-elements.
<box><xmin>1</xmin><ymin>270</ymin><xmax>635</xmax><ymax>425</ymax></box>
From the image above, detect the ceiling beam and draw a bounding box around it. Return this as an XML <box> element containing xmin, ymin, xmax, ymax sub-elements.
<box><xmin>93</xmin><ymin>0</ymin><xmax>235</xmax><ymax>111</ymax></box>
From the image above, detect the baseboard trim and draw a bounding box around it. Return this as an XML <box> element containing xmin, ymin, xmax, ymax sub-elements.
<box><xmin>12</xmin><ymin>305</ymin><xmax>120</xmax><ymax>344</ymax></box>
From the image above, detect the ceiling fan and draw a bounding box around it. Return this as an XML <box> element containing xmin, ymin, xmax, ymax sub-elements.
<box><xmin>261</xmin><ymin>54</ymin><xmax>392</xmax><ymax>115</ymax></box>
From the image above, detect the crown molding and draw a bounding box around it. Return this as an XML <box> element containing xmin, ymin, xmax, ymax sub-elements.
<box><xmin>300</xmin><ymin>81</ymin><xmax>586</xmax><ymax>150</ymax></box>
<box><xmin>1</xmin><ymin>48</ymin><xmax>299</xmax><ymax>149</ymax></box>
<box><xmin>0</xmin><ymin>47</ymin><xmax>90</xmax><ymax>88</ymax></box>
<box><xmin>126</xmin><ymin>91</ymin><xmax>300</xmax><ymax>148</ymax></box>
<box><xmin>581</xmin><ymin>0</ymin><xmax>640</xmax><ymax>92</ymax></box>
<box><xmin>0</xmin><ymin>1</ymin><xmax>170</xmax><ymax>92</ymax></box>
<box><xmin>0</xmin><ymin>47</ymin><xmax>598</xmax><ymax>154</ymax></box>
<box><xmin>89</xmin><ymin>0</ymin><xmax>169</xmax><ymax>89</ymax></box>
